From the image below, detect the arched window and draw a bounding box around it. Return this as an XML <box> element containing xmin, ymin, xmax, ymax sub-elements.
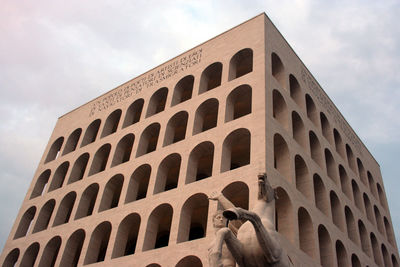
<box><xmin>298</xmin><ymin>207</ymin><xmax>316</xmax><ymax>259</ymax></box>
<box><xmin>309</xmin><ymin>131</ymin><xmax>323</xmax><ymax>168</ymax></box>
<box><xmin>225</xmin><ymin>85</ymin><xmax>252</xmax><ymax>122</ymax></box>
<box><xmin>357</xmin><ymin>158</ymin><xmax>367</xmax><ymax>185</ymax></box>
<box><xmin>136</xmin><ymin>123</ymin><xmax>160</xmax><ymax>157</ymax></box>
<box><xmin>199</xmin><ymin>62</ymin><xmax>222</xmax><ymax>94</ymax></box>
<box><xmin>163</xmin><ymin>111</ymin><xmax>188</xmax><ymax>146</ymax></box>
<box><xmin>88</xmin><ymin>144</ymin><xmax>111</xmax><ymax>176</ymax></box>
<box><xmin>177</xmin><ymin>193</ymin><xmax>209</xmax><ymax>243</ymax></box>
<box><xmin>367</xmin><ymin>171</ymin><xmax>378</xmax><ymax>199</ymax></box>
<box><xmin>294</xmin><ymin>155</ymin><xmax>311</xmax><ymax>200</ymax></box>
<box><xmin>101</xmin><ymin>109</ymin><xmax>121</xmax><ymax>138</ymax></box>
<box><xmin>382</xmin><ymin>244</ymin><xmax>391</xmax><ymax>267</ymax></box>
<box><xmin>146</xmin><ymin>87</ymin><xmax>168</xmax><ymax>117</ymax></box>
<box><xmin>171</xmin><ymin>75</ymin><xmax>194</xmax><ymax>106</ymax></box>
<box><xmin>99</xmin><ymin>174</ymin><xmax>124</xmax><ymax>212</ymax></box>
<box><xmin>393</xmin><ymin>254</ymin><xmax>399</xmax><ymax>267</ymax></box>
<box><xmin>143</xmin><ymin>204</ymin><xmax>173</xmax><ymax>251</ymax></box>
<box><xmin>175</xmin><ymin>256</ymin><xmax>203</xmax><ymax>267</ymax></box>
<box><xmin>289</xmin><ymin>74</ymin><xmax>303</xmax><ymax>108</ymax></box>
<box><xmin>62</xmin><ymin>128</ymin><xmax>82</xmax><ymax>155</ymax></box>
<box><xmin>32</xmin><ymin>199</ymin><xmax>55</xmax><ymax>233</ymax></box>
<box><xmin>122</xmin><ymin>99</ymin><xmax>144</xmax><ymax>128</ymax></box>
<box><xmin>38</xmin><ymin>236</ymin><xmax>61</xmax><ymax>267</ymax></box>
<box><xmin>330</xmin><ymin>191</ymin><xmax>345</xmax><ymax>231</ymax></box>
<box><xmin>229</xmin><ymin>48</ymin><xmax>253</xmax><ymax>80</ymax></box>
<box><xmin>325</xmin><ymin>149</ymin><xmax>338</xmax><ymax>184</ymax></box>
<box><xmin>351</xmin><ymin>254</ymin><xmax>361</xmax><ymax>267</ymax></box>
<box><xmin>48</xmin><ymin>161</ymin><xmax>69</xmax><ymax>192</ymax></box>
<box><xmin>221</xmin><ymin>128</ymin><xmax>250</xmax><ymax>172</ymax></box>
<box><xmin>20</xmin><ymin>243</ymin><xmax>39</xmax><ymax>267</ymax></box>
<box><xmin>292</xmin><ymin>111</ymin><xmax>306</xmax><ymax>149</ymax></box>
<box><xmin>345</xmin><ymin>206</ymin><xmax>358</xmax><ymax>245</ymax></box>
<box><xmin>45</xmin><ymin>137</ymin><xmax>64</xmax><ymax>163</ymax></box>
<box><xmin>313</xmin><ymin>174</ymin><xmax>329</xmax><ymax>217</ymax></box>
<box><xmin>363</xmin><ymin>193</ymin><xmax>374</xmax><ymax>224</ymax></box>
<box><xmin>346</xmin><ymin>144</ymin><xmax>356</xmax><ymax>173</ymax></box>
<box><xmin>273</xmin><ymin>134</ymin><xmax>291</xmax><ymax>181</ymax></box>
<box><xmin>154</xmin><ymin>154</ymin><xmax>181</xmax><ymax>194</ymax></box>
<box><xmin>14</xmin><ymin>206</ymin><xmax>36</xmax><ymax>239</ymax></box>
<box><xmin>125</xmin><ymin>164</ymin><xmax>151</xmax><ymax>203</ymax></box>
<box><xmin>271</xmin><ymin>53</ymin><xmax>285</xmax><ymax>88</ymax></box>
<box><xmin>318</xmin><ymin>225</ymin><xmax>333</xmax><ymax>266</ymax></box>
<box><xmin>111</xmin><ymin>134</ymin><xmax>135</xmax><ymax>167</ymax></box>
<box><xmin>221</xmin><ymin>182</ymin><xmax>249</xmax><ymax>210</ymax></box>
<box><xmin>75</xmin><ymin>183</ymin><xmax>99</xmax><ymax>219</ymax></box>
<box><xmin>193</xmin><ymin>98</ymin><xmax>218</xmax><ymax>135</ymax></box>
<box><xmin>81</xmin><ymin>119</ymin><xmax>101</xmax><ymax>147</ymax></box>
<box><xmin>272</xmin><ymin>90</ymin><xmax>289</xmax><ymax>130</ymax></box>
<box><xmin>84</xmin><ymin>222</ymin><xmax>112</xmax><ymax>264</ymax></box>
<box><xmin>275</xmin><ymin>188</ymin><xmax>294</xmax><ymax>243</ymax></box>
<box><xmin>339</xmin><ymin>165</ymin><xmax>351</xmax><ymax>199</ymax></box>
<box><xmin>384</xmin><ymin>216</ymin><xmax>396</xmax><ymax>246</ymax></box>
<box><xmin>59</xmin><ymin>229</ymin><xmax>85</xmax><ymax>267</ymax></box>
<box><xmin>112</xmin><ymin>213</ymin><xmax>141</xmax><ymax>258</ymax></box>
<box><xmin>186</xmin><ymin>141</ymin><xmax>214</xmax><ymax>184</ymax></box>
<box><xmin>320</xmin><ymin>113</ymin><xmax>333</xmax><ymax>144</ymax></box>
<box><xmin>68</xmin><ymin>153</ymin><xmax>89</xmax><ymax>184</ymax></box>
<box><xmin>352</xmin><ymin>180</ymin><xmax>363</xmax><ymax>212</ymax></box>
<box><xmin>2</xmin><ymin>248</ymin><xmax>19</xmax><ymax>267</ymax></box>
<box><xmin>30</xmin><ymin>169</ymin><xmax>51</xmax><ymax>199</ymax></box>
<box><xmin>53</xmin><ymin>192</ymin><xmax>76</xmax><ymax>226</ymax></box>
<box><xmin>377</xmin><ymin>183</ymin><xmax>388</xmax><ymax>210</ymax></box>
<box><xmin>370</xmin><ymin>233</ymin><xmax>382</xmax><ymax>266</ymax></box>
<box><xmin>374</xmin><ymin>205</ymin><xmax>384</xmax><ymax>234</ymax></box>
<box><xmin>358</xmin><ymin>220</ymin><xmax>371</xmax><ymax>256</ymax></box>
<box><xmin>335</xmin><ymin>240</ymin><xmax>349</xmax><ymax>267</ymax></box>
<box><xmin>333</xmin><ymin>129</ymin><xmax>345</xmax><ymax>158</ymax></box>
<box><xmin>305</xmin><ymin>95</ymin><xmax>319</xmax><ymax>126</ymax></box>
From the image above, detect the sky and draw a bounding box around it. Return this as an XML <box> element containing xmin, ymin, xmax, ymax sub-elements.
<box><xmin>1</xmin><ymin>0</ymin><xmax>399</xmax><ymax>254</ymax></box>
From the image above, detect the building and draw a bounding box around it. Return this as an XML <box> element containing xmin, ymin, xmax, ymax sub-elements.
<box><xmin>1</xmin><ymin>13</ymin><xmax>399</xmax><ymax>267</ymax></box>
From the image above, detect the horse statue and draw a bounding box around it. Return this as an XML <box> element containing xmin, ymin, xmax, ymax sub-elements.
<box><xmin>208</xmin><ymin>173</ymin><xmax>292</xmax><ymax>267</ymax></box>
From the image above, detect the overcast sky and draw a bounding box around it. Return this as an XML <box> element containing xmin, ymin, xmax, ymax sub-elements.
<box><xmin>1</xmin><ymin>0</ymin><xmax>399</xmax><ymax>254</ymax></box>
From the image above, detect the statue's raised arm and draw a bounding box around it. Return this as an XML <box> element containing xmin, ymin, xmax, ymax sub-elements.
<box><xmin>209</xmin><ymin>191</ymin><xmax>236</xmax><ymax>210</ymax></box>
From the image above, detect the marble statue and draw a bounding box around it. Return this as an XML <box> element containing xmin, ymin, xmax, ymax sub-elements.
<box><xmin>208</xmin><ymin>173</ymin><xmax>292</xmax><ymax>267</ymax></box>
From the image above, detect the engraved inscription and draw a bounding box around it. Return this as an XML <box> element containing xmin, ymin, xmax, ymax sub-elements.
<box><xmin>89</xmin><ymin>48</ymin><xmax>202</xmax><ymax>117</ymax></box>
<box><xmin>301</xmin><ymin>68</ymin><xmax>362</xmax><ymax>155</ymax></box>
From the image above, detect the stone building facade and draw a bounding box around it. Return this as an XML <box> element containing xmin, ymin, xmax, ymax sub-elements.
<box><xmin>1</xmin><ymin>13</ymin><xmax>399</xmax><ymax>267</ymax></box>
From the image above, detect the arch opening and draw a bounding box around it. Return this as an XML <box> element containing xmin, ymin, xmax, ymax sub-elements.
<box><xmin>228</xmin><ymin>48</ymin><xmax>253</xmax><ymax>80</ymax></box>
<box><xmin>154</xmin><ymin>154</ymin><xmax>181</xmax><ymax>194</ymax></box>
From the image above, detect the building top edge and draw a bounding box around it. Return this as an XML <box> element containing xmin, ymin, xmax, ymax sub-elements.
<box><xmin>58</xmin><ymin>12</ymin><xmax>267</xmax><ymax>119</ymax></box>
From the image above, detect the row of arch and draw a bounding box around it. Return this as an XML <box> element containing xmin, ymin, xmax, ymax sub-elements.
<box><xmin>271</xmin><ymin>53</ymin><xmax>387</xmax><ymax>211</ymax></box>
<box><xmin>255</xmin><ymin>180</ymin><xmax>398</xmax><ymax>266</ymax></box>
<box><xmin>19</xmin><ymin>128</ymin><xmax>251</xmax><ymax>239</ymax></box>
<box><xmin>44</xmin><ymin>48</ymin><xmax>253</xmax><ymax>164</ymax></box>
<box><xmin>37</xmin><ymin>84</ymin><xmax>252</xmax><ymax>198</ymax></box>
<box><xmin>4</xmin><ymin>242</ymin><xmax>204</xmax><ymax>267</ymax></box>
<box><xmin>6</xmin><ymin>181</ymin><xmax>250</xmax><ymax>267</ymax></box>
<box><xmin>296</xmin><ymin>206</ymin><xmax>399</xmax><ymax>267</ymax></box>
<box><xmin>8</xmin><ymin>180</ymin><xmax>399</xmax><ymax>266</ymax></box>
<box><xmin>273</xmin><ymin>132</ymin><xmax>395</xmax><ymax>248</ymax></box>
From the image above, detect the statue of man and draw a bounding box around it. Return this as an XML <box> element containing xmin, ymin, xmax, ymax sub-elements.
<box><xmin>208</xmin><ymin>173</ymin><xmax>292</xmax><ymax>267</ymax></box>
<box><xmin>208</xmin><ymin>209</ymin><xmax>236</xmax><ymax>267</ymax></box>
